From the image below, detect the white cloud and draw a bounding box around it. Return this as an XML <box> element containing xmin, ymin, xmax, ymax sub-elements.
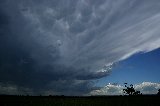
<box><xmin>90</xmin><ymin>82</ymin><xmax>160</xmax><ymax>95</ymax></box>
<box><xmin>90</xmin><ymin>83</ymin><xmax>123</xmax><ymax>95</ymax></box>
<box><xmin>135</xmin><ymin>82</ymin><xmax>160</xmax><ymax>94</ymax></box>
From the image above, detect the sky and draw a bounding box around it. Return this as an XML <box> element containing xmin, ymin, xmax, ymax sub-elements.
<box><xmin>97</xmin><ymin>48</ymin><xmax>160</xmax><ymax>86</ymax></box>
<box><xmin>0</xmin><ymin>0</ymin><xmax>160</xmax><ymax>96</ymax></box>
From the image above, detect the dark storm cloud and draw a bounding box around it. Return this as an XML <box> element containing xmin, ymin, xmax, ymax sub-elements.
<box><xmin>0</xmin><ymin>0</ymin><xmax>160</xmax><ymax>95</ymax></box>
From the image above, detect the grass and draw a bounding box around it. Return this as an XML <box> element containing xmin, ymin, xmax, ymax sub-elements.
<box><xmin>0</xmin><ymin>95</ymin><xmax>160</xmax><ymax>106</ymax></box>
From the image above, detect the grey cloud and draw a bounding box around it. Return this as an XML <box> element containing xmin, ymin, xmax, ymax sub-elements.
<box><xmin>0</xmin><ymin>0</ymin><xmax>160</xmax><ymax>95</ymax></box>
<box><xmin>0</xmin><ymin>83</ymin><xmax>33</xmax><ymax>95</ymax></box>
<box><xmin>44</xmin><ymin>80</ymin><xmax>97</xmax><ymax>96</ymax></box>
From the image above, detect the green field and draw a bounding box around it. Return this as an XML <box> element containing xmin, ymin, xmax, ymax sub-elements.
<box><xmin>0</xmin><ymin>95</ymin><xmax>160</xmax><ymax>106</ymax></box>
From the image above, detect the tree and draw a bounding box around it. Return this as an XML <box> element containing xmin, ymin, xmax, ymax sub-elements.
<box><xmin>123</xmin><ymin>83</ymin><xmax>142</xmax><ymax>95</ymax></box>
<box><xmin>157</xmin><ymin>89</ymin><xmax>160</xmax><ymax>95</ymax></box>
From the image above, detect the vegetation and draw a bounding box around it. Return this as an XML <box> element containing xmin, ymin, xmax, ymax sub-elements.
<box><xmin>157</xmin><ymin>89</ymin><xmax>160</xmax><ymax>95</ymax></box>
<box><xmin>123</xmin><ymin>83</ymin><xmax>142</xmax><ymax>95</ymax></box>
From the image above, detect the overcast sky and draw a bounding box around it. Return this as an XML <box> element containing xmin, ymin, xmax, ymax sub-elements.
<box><xmin>0</xmin><ymin>0</ymin><xmax>160</xmax><ymax>95</ymax></box>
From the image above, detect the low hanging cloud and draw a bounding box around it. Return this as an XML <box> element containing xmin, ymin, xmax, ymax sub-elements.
<box><xmin>90</xmin><ymin>82</ymin><xmax>160</xmax><ymax>95</ymax></box>
<box><xmin>0</xmin><ymin>0</ymin><xmax>160</xmax><ymax>95</ymax></box>
<box><xmin>0</xmin><ymin>83</ymin><xmax>33</xmax><ymax>95</ymax></box>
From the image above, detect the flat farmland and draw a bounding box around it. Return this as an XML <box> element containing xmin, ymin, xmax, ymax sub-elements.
<box><xmin>0</xmin><ymin>95</ymin><xmax>160</xmax><ymax>106</ymax></box>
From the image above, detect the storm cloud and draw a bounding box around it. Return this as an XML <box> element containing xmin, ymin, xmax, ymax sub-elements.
<box><xmin>0</xmin><ymin>0</ymin><xmax>160</xmax><ymax>95</ymax></box>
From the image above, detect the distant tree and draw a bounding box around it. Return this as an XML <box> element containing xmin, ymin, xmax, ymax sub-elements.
<box><xmin>157</xmin><ymin>89</ymin><xmax>160</xmax><ymax>95</ymax></box>
<box><xmin>133</xmin><ymin>91</ymin><xmax>141</xmax><ymax>95</ymax></box>
<box><xmin>123</xmin><ymin>83</ymin><xmax>142</xmax><ymax>95</ymax></box>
